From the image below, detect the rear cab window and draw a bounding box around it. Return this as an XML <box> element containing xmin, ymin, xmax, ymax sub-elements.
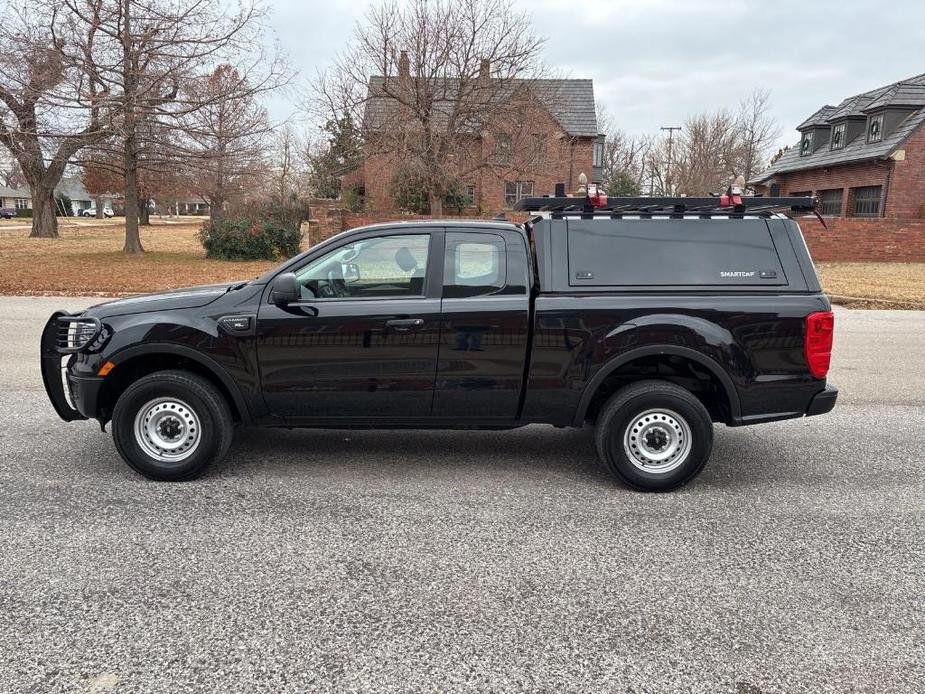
<box><xmin>443</xmin><ymin>231</ymin><xmax>510</xmax><ymax>298</ymax></box>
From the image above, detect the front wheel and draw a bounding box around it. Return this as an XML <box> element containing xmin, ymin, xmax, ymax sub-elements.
<box><xmin>111</xmin><ymin>370</ymin><xmax>233</xmax><ymax>481</ymax></box>
<box><xmin>595</xmin><ymin>380</ymin><xmax>714</xmax><ymax>492</ymax></box>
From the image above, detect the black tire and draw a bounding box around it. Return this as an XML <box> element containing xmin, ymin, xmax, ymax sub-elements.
<box><xmin>594</xmin><ymin>380</ymin><xmax>713</xmax><ymax>492</ymax></box>
<box><xmin>111</xmin><ymin>370</ymin><xmax>233</xmax><ymax>481</ymax></box>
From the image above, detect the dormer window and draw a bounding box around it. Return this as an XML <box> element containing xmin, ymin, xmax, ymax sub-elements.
<box><xmin>800</xmin><ymin>131</ymin><xmax>814</xmax><ymax>156</ymax></box>
<box><xmin>831</xmin><ymin>123</ymin><xmax>846</xmax><ymax>150</ymax></box>
<box><xmin>868</xmin><ymin>114</ymin><xmax>884</xmax><ymax>143</ymax></box>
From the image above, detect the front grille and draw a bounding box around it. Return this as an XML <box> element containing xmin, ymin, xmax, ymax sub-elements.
<box><xmin>55</xmin><ymin>316</ymin><xmax>103</xmax><ymax>354</ymax></box>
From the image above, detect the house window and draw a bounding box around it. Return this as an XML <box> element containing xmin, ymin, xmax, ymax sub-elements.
<box><xmin>593</xmin><ymin>140</ymin><xmax>604</xmax><ymax>167</ymax></box>
<box><xmin>819</xmin><ymin>189</ymin><xmax>843</xmax><ymax>216</ymax></box>
<box><xmin>495</xmin><ymin>133</ymin><xmax>513</xmax><ymax>164</ymax></box>
<box><xmin>830</xmin><ymin>123</ymin><xmax>846</xmax><ymax>150</ymax></box>
<box><xmin>504</xmin><ymin>181</ymin><xmax>533</xmax><ymax>208</ymax></box>
<box><xmin>800</xmin><ymin>131</ymin><xmax>814</xmax><ymax>156</ymax></box>
<box><xmin>867</xmin><ymin>114</ymin><xmax>884</xmax><ymax>143</ymax></box>
<box><xmin>852</xmin><ymin>186</ymin><xmax>882</xmax><ymax>217</ymax></box>
<box><xmin>15</xmin><ymin>198</ymin><xmax>28</xmax><ymax>209</ymax></box>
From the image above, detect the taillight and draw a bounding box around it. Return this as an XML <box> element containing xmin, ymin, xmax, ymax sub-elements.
<box><xmin>804</xmin><ymin>311</ymin><xmax>834</xmax><ymax>378</ymax></box>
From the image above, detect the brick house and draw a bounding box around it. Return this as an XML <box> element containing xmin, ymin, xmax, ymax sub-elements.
<box><xmin>342</xmin><ymin>58</ymin><xmax>602</xmax><ymax>214</ymax></box>
<box><xmin>752</xmin><ymin>74</ymin><xmax>925</xmax><ymax>220</ymax></box>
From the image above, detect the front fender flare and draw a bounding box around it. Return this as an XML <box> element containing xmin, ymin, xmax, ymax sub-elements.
<box><xmin>572</xmin><ymin>344</ymin><xmax>741</xmax><ymax>426</ymax></box>
<box><xmin>107</xmin><ymin>342</ymin><xmax>253</xmax><ymax>424</ymax></box>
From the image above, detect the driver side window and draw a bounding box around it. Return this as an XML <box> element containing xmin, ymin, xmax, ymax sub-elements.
<box><xmin>295</xmin><ymin>234</ymin><xmax>431</xmax><ymax>300</ymax></box>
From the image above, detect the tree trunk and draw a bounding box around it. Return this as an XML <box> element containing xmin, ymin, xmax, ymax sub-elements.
<box><xmin>429</xmin><ymin>191</ymin><xmax>443</xmax><ymax>217</ymax></box>
<box><xmin>139</xmin><ymin>200</ymin><xmax>150</xmax><ymax>226</ymax></box>
<box><xmin>29</xmin><ymin>186</ymin><xmax>59</xmax><ymax>238</ymax></box>
<box><xmin>120</xmin><ymin>0</ymin><xmax>143</xmax><ymax>254</ymax></box>
<box><xmin>122</xmin><ymin>137</ymin><xmax>144</xmax><ymax>253</ymax></box>
<box><xmin>95</xmin><ymin>195</ymin><xmax>104</xmax><ymax>219</ymax></box>
<box><xmin>209</xmin><ymin>194</ymin><xmax>225</xmax><ymax>225</ymax></box>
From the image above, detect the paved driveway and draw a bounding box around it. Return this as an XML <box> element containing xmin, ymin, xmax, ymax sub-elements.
<box><xmin>1</xmin><ymin>297</ymin><xmax>922</xmax><ymax>693</ymax></box>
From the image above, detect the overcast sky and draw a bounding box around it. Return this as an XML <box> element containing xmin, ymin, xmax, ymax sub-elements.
<box><xmin>265</xmin><ymin>0</ymin><xmax>925</xmax><ymax>149</ymax></box>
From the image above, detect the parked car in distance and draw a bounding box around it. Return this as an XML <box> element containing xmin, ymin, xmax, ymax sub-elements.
<box><xmin>80</xmin><ymin>207</ymin><xmax>114</xmax><ymax>218</ymax></box>
<box><xmin>0</xmin><ymin>207</ymin><xmax>17</xmax><ymax>219</ymax></box>
<box><xmin>41</xmin><ymin>194</ymin><xmax>837</xmax><ymax>491</ymax></box>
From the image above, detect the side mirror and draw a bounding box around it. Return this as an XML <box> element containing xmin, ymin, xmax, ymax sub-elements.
<box><xmin>271</xmin><ymin>272</ymin><xmax>300</xmax><ymax>304</ymax></box>
<box><xmin>342</xmin><ymin>262</ymin><xmax>361</xmax><ymax>284</ymax></box>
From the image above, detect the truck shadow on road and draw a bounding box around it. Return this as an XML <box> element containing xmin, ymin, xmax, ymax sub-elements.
<box><xmin>203</xmin><ymin>424</ymin><xmax>804</xmax><ymax>491</ymax></box>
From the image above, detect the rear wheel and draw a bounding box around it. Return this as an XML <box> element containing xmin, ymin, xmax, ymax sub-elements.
<box><xmin>111</xmin><ymin>370</ymin><xmax>233</xmax><ymax>481</ymax></box>
<box><xmin>595</xmin><ymin>380</ymin><xmax>713</xmax><ymax>492</ymax></box>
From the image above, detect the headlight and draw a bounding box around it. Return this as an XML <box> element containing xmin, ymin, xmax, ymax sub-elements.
<box><xmin>56</xmin><ymin>316</ymin><xmax>103</xmax><ymax>354</ymax></box>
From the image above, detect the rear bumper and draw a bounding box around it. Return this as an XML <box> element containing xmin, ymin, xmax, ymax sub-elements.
<box><xmin>805</xmin><ymin>383</ymin><xmax>838</xmax><ymax>417</ymax></box>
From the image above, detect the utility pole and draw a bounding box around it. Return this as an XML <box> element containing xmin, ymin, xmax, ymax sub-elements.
<box><xmin>660</xmin><ymin>126</ymin><xmax>681</xmax><ymax>195</ymax></box>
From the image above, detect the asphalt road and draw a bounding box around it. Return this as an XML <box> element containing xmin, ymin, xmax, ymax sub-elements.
<box><xmin>1</xmin><ymin>296</ymin><xmax>923</xmax><ymax>693</ymax></box>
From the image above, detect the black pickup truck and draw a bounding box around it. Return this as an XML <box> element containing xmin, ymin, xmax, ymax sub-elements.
<box><xmin>41</xmin><ymin>196</ymin><xmax>837</xmax><ymax>490</ymax></box>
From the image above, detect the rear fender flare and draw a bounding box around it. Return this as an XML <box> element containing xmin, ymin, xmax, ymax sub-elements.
<box><xmin>573</xmin><ymin>344</ymin><xmax>741</xmax><ymax>426</ymax></box>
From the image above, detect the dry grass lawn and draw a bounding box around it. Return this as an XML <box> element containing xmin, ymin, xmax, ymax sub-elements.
<box><xmin>2</xmin><ymin>220</ymin><xmax>924</xmax><ymax>308</ymax></box>
<box><xmin>0</xmin><ymin>219</ymin><xmax>276</xmax><ymax>296</ymax></box>
<box><xmin>816</xmin><ymin>262</ymin><xmax>925</xmax><ymax>309</ymax></box>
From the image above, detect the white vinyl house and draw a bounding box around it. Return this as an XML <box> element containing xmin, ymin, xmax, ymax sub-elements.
<box><xmin>0</xmin><ymin>177</ymin><xmax>115</xmax><ymax>216</ymax></box>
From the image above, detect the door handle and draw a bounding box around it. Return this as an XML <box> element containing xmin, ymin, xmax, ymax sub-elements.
<box><xmin>385</xmin><ymin>318</ymin><xmax>425</xmax><ymax>330</ymax></box>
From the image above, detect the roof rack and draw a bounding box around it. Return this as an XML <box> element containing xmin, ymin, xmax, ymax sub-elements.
<box><xmin>513</xmin><ymin>195</ymin><xmax>818</xmax><ymax>219</ymax></box>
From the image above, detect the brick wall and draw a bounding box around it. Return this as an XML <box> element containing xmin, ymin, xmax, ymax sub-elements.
<box><xmin>887</xmin><ymin>121</ymin><xmax>925</xmax><ymax>219</ymax></box>
<box><xmin>758</xmin><ymin>159</ymin><xmax>893</xmax><ymax>217</ymax></box>
<box><xmin>798</xmin><ymin>216</ymin><xmax>925</xmax><ymax>261</ymax></box>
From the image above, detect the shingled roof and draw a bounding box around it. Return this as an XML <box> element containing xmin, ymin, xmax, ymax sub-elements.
<box><xmin>363</xmin><ymin>76</ymin><xmax>598</xmax><ymax>138</ymax></box>
<box><xmin>752</xmin><ymin>73</ymin><xmax>925</xmax><ymax>184</ymax></box>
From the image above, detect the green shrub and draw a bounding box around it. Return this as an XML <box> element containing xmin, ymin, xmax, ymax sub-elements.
<box><xmin>16</xmin><ymin>208</ymin><xmax>33</xmax><ymax>218</ymax></box>
<box><xmin>199</xmin><ymin>195</ymin><xmax>307</xmax><ymax>261</ymax></box>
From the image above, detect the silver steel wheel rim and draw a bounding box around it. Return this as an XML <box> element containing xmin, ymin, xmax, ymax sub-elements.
<box><xmin>133</xmin><ymin>397</ymin><xmax>202</xmax><ymax>463</ymax></box>
<box><xmin>623</xmin><ymin>408</ymin><xmax>692</xmax><ymax>474</ymax></box>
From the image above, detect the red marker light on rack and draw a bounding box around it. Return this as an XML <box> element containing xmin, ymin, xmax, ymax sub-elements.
<box><xmin>587</xmin><ymin>183</ymin><xmax>608</xmax><ymax>208</ymax></box>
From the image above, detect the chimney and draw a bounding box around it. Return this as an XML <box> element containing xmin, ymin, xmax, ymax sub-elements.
<box><xmin>479</xmin><ymin>58</ymin><xmax>490</xmax><ymax>86</ymax></box>
<box><xmin>398</xmin><ymin>51</ymin><xmax>410</xmax><ymax>81</ymax></box>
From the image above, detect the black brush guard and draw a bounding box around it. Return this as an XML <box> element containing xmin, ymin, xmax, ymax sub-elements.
<box><xmin>40</xmin><ymin>311</ymin><xmax>95</xmax><ymax>422</ymax></box>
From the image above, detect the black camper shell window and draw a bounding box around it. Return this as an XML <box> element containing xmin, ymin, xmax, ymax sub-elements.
<box><xmin>565</xmin><ymin>218</ymin><xmax>787</xmax><ymax>287</ymax></box>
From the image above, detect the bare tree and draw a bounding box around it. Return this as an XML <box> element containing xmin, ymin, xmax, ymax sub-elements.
<box><xmin>597</xmin><ymin>106</ymin><xmax>654</xmax><ymax>196</ymax></box>
<box><xmin>81</xmin><ymin>152</ymin><xmax>123</xmax><ymax>218</ymax></box>
<box><xmin>0</xmin><ymin>158</ymin><xmax>25</xmax><ymax>190</ymax></box>
<box><xmin>635</xmin><ymin>91</ymin><xmax>781</xmax><ymax>197</ymax></box>
<box><xmin>669</xmin><ymin>110</ymin><xmax>739</xmax><ymax>196</ymax></box>
<box><xmin>180</xmin><ymin>65</ymin><xmax>272</xmax><ymax>223</ymax></box>
<box><xmin>270</xmin><ymin>125</ymin><xmax>303</xmax><ymax>200</ymax></box>
<box><xmin>315</xmin><ymin>0</ymin><xmax>547</xmax><ymax>215</ymax></box>
<box><xmin>734</xmin><ymin>89</ymin><xmax>781</xmax><ymax>185</ymax></box>
<box><xmin>0</xmin><ymin>1</ymin><xmax>114</xmax><ymax>237</ymax></box>
<box><xmin>61</xmin><ymin>0</ymin><xmax>287</xmax><ymax>252</ymax></box>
